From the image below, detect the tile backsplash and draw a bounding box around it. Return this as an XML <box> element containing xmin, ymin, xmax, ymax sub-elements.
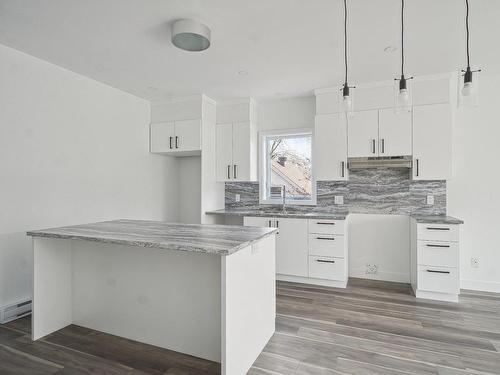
<box><xmin>225</xmin><ymin>168</ymin><xmax>446</xmax><ymax>216</ymax></box>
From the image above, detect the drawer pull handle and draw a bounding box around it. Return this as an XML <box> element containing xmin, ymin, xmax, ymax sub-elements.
<box><xmin>316</xmin><ymin>259</ymin><xmax>336</xmax><ymax>264</ymax></box>
<box><xmin>426</xmin><ymin>227</ymin><xmax>450</xmax><ymax>231</ymax></box>
<box><xmin>426</xmin><ymin>244</ymin><xmax>450</xmax><ymax>248</ymax></box>
<box><xmin>316</xmin><ymin>222</ymin><xmax>335</xmax><ymax>225</ymax></box>
<box><xmin>317</xmin><ymin>237</ymin><xmax>335</xmax><ymax>240</ymax></box>
<box><xmin>426</xmin><ymin>269</ymin><xmax>451</xmax><ymax>274</ymax></box>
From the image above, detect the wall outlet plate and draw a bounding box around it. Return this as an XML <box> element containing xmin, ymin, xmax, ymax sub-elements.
<box><xmin>235</xmin><ymin>194</ymin><xmax>241</xmax><ymax>202</ymax></box>
<box><xmin>426</xmin><ymin>195</ymin><xmax>435</xmax><ymax>205</ymax></box>
<box><xmin>365</xmin><ymin>264</ymin><xmax>378</xmax><ymax>275</ymax></box>
<box><xmin>334</xmin><ymin>195</ymin><xmax>344</xmax><ymax>205</ymax></box>
<box><xmin>471</xmin><ymin>257</ymin><xmax>479</xmax><ymax>268</ymax></box>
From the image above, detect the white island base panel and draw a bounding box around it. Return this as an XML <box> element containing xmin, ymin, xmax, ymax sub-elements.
<box><xmin>32</xmin><ymin>235</ymin><xmax>276</xmax><ymax>375</ymax></box>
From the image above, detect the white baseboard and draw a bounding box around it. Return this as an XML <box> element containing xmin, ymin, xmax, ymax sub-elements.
<box><xmin>349</xmin><ymin>268</ymin><xmax>410</xmax><ymax>283</ymax></box>
<box><xmin>461</xmin><ymin>279</ymin><xmax>500</xmax><ymax>293</ymax></box>
<box><xmin>277</xmin><ymin>274</ymin><xmax>347</xmax><ymax>288</ymax></box>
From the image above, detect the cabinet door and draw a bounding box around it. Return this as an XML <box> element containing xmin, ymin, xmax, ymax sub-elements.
<box><xmin>348</xmin><ymin>110</ymin><xmax>379</xmax><ymax>157</ymax></box>
<box><xmin>174</xmin><ymin>119</ymin><xmax>201</xmax><ymax>152</ymax></box>
<box><xmin>315</xmin><ymin>114</ymin><xmax>348</xmax><ymax>181</ymax></box>
<box><xmin>413</xmin><ymin>104</ymin><xmax>452</xmax><ymax>180</ymax></box>
<box><xmin>243</xmin><ymin>216</ymin><xmax>275</xmax><ymax>228</ymax></box>
<box><xmin>150</xmin><ymin>122</ymin><xmax>175</xmax><ymax>153</ymax></box>
<box><xmin>378</xmin><ymin>109</ymin><xmax>412</xmax><ymax>156</ymax></box>
<box><xmin>232</xmin><ymin>122</ymin><xmax>251</xmax><ymax>181</ymax></box>
<box><xmin>275</xmin><ymin>218</ymin><xmax>308</xmax><ymax>277</ymax></box>
<box><xmin>216</xmin><ymin>123</ymin><xmax>233</xmax><ymax>181</ymax></box>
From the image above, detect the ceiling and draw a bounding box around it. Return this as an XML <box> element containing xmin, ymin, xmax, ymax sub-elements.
<box><xmin>0</xmin><ymin>0</ymin><xmax>498</xmax><ymax>101</ymax></box>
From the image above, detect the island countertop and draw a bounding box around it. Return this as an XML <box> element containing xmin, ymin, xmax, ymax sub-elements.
<box><xmin>27</xmin><ymin>219</ymin><xmax>277</xmax><ymax>256</ymax></box>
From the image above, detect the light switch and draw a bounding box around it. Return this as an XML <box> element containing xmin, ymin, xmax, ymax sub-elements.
<box><xmin>235</xmin><ymin>194</ymin><xmax>241</xmax><ymax>202</ymax></box>
<box><xmin>334</xmin><ymin>195</ymin><xmax>344</xmax><ymax>205</ymax></box>
<box><xmin>426</xmin><ymin>195</ymin><xmax>434</xmax><ymax>205</ymax></box>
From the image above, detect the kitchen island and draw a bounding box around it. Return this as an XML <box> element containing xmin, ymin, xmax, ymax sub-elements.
<box><xmin>27</xmin><ymin>219</ymin><xmax>277</xmax><ymax>375</ymax></box>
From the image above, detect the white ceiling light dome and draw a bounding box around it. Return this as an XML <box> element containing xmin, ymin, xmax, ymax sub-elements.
<box><xmin>171</xmin><ymin>19</ymin><xmax>211</xmax><ymax>52</ymax></box>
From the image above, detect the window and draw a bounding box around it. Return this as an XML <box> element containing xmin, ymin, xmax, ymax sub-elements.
<box><xmin>260</xmin><ymin>130</ymin><xmax>315</xmax><ymax>205</ymax></box>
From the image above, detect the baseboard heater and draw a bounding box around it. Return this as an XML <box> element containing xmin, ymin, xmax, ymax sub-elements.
<box><xmin>0</xmin><ymin>298</ymin><xmax>32</xmax><ymax>324</ymax></box>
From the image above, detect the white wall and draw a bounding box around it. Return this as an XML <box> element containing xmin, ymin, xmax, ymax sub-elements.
<box><xmin>0</xmin><ymin>44</ymin><xmax>177</xmax><ymax>307</ymax></box>
<box><xmin>258</xmin><ymin>96</ymin><xmax>315</xmax><ymax>131</ymax></box>
<box><xmin>348</xmin><ymin>214</ymin><xmax>410</xmax><ymax>283</ymax></box>
<box><xmin>448</xmin><ymin>74</ymin><xmax>500</xmax><ymax>293</ymax></box>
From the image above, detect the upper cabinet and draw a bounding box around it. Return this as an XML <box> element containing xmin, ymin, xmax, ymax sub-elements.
<box><xmin>216</xmin><ymin>121</ymin><xmax>257</xmax><ymax>182</ymax></box>
<box><xmin>412</xmin><ymin>103</ymin><xmax>452</xmax><ymax>180</ymax></box>
<box><xmin>348</xmin><ymin>109</ymin><xmax>412</xmax><ymax>158</ymax></box>
<box><xmin>315</xmin><ymin>114</ymin><xmax>348</xmax><ymax>181</ymax></box>
<box><xmin>150</xmin><ymin>119</ymin><xmax>201</xmax><ymax>156</ymax></box>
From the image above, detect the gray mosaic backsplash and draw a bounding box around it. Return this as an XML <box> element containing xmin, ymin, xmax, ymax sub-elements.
<box><xmin>225</xmin><ymin>169</ymin><xmax>446</xmax><ymax>216</ymax></box>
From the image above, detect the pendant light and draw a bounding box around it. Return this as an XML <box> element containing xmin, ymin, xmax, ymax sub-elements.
<box><xmin>340</xmin><ymin>0</ymin><xmax>355</xmax><ymax>115</ymax></box>
<box><xmin>459</xmin><ymin>0</ymin><xmax>481</xmax><ymax>107</ymax></box>
<box><xmin>394</xmin><ymin>0</ymin><xmax>412</xmax><ymax>112</ymax></box>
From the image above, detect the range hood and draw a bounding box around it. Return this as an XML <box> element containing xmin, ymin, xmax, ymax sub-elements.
<box><xmin>347</xmin><ymin>156</ymin><xmax>413</xmax><ymax>170</ymax></box>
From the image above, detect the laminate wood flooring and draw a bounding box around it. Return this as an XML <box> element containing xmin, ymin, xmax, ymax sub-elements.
<box><xmin>1</xmin><ymin>278</ymin><xmax>499</xmax><ymax>374</ymax></box>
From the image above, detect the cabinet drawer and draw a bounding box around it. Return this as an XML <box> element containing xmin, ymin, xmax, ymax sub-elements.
<box><xmin>309</xmin><ymin>234</ymin><xmax>345</xmax><ymax>257</ymax></box>
<box><xmin>418</xmin><ymin>241</ymin><xmax>458</xmax><ymax>268</ymax></box>
<box><xmin>417</xmin><ymin>265</ymin><xmax>459</xmax><ymax>294</ymax></box>
<box><xmin>308</xmin><ymin>219</ymin><xmax>345</xmax><ymax>235</ymax></box>
<box><xmin>417</xmin><ymin>224</ymin><xmax>459</xmax><ymax>242</ymax></box>
<box><xmin>309</xmin><ymin>256</ymin><xmax>345</xmax><ymax>281</ymax></box>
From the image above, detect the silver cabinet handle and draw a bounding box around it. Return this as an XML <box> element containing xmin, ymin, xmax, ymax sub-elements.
<box><xmin>372</xmin><ymin>139</ymin><xmax>376</xmax><ymax>154</ymax></box>
<box><xmin>426</xmin><ymin>269</ymin><xmax>450</xmax><ymax>274</ymax></box>
<box><xmin>426</xmin><ymin>227</ymin><xmax>450</xmax><ymax>231</ymax></box>
<box><xmin>268</xmin><ymin>220</ymin><xmax>272</xmax><ymax>227</ymax></box>
<box><xmin>175</xmin><ymin>136</ymin><xmax>179</xmax><ymax>149</ymax></box>
<box><xmin>316</xmin><ymin>237</ymin><xmax>335</xmax><ymax>240</ymax></box>
<box><xmin>381</xmin><ymin>139</ymin><xmax>385</xmax><ymax>154</ymax></box>
<box><xmin>341</xmin><ymin>161</ymin><xmax>345</xmax><ymax>178</ymax></box>
<box><xmin>227</xmin><ymin>165</ymin><xmax>231</xmax><ymax>179</ymax></box>
<box><xmin>276</xmin><ymin>220</ymin><xmax>279</xmax><ymax>228</ymax></box>
<box><xmin>426</xmin><ymin>244</ymin><xmax>450</xmax><ymax>248</ymax></box>
<box><xmin>233</xmin><ymin>165</ymin><xmax>237</xmax><ymax>179</ymax></box>
<box><xmin>316</xmin><ymin>259</ymin><xmax>336</xmax><ymax>264</ymax></box>
<box><xmin>317</xmin><ymin>222</ymin><xmax>335</xmax><ymax>225</ymax></box>
<box><xmin>169</xmin><ymin>136</ymin><xmax>173</xmax><ymax>149</ymax></box>
<box><xmin>415</xmin><ymin>158</ymin><xmax>419</xmax><ymax>177</ymax></box>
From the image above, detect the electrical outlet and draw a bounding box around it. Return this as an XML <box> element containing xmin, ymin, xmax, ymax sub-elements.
<box><xmin>471</xmin><ymin>257</ymin><xmax>479</xmax><ymax>268</ymax></box>
<box><xmin>426</xmin><ymin>195</ymin><xmax>435</xmax><ymax>205</ymax></box>
<box><xmin>365</xmin><ymin>264</ymin><xmax>378</xmax><ymax>275</ymax></box>
<box><xmin>334</xmin><ymin>195</ymin><xmax>344</xmax><ymax>205</ymax></box>
<box><xmin>235</xmin><ymin>194</ymin><xmax>241</xmax><ymax>202</ymax></box>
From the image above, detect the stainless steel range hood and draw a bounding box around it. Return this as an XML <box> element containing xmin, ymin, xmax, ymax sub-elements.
<box><xmin>347</xmin><ymin>155</ymin><xmax>413</xmax><ymax>170</ymax></box>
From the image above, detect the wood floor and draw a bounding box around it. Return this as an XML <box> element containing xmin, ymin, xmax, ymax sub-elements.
<box><xmin>1</xmin><ymin>278</ymin><xmax>499</xmax><ymax>374</ymax></box>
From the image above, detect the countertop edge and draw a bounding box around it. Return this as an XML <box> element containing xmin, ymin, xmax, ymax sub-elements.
<box><xmin>205</xmin><ymin>210</ymin><xmax>349</xmax><ymax>220</ymax></box>
<box><xmin>26</xmin><ymin>228</ymin><xmax>278</xmax><ymax>256</ymax></box>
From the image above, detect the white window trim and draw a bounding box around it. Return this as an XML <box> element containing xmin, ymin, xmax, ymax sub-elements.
<box><xmin>259</xmin><ymin>128</ymin><xmax>316</xmax><ymax>206</ymax></box>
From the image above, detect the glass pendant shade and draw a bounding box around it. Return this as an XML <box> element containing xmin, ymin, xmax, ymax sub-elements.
<box><xmin>394</xmin><ymin>76</ymin><xmax>412</xmax><ymax>113</ymax></box>
<box><xmin>340</xmin><ymin>84</ymin><xmax>354</xmax><ymax>116</ymax></box>
<box><xmin>458</xmin><ymin>68</ymin><xmax>479</xmax><ymax>107</ymax></box>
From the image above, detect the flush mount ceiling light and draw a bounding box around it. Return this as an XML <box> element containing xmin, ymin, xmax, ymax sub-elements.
<box><xmin>340</xmin><ymin>0</ymin><xmax>355</xmax><ymax>116</ymax></box>
<box><xmin>171</xmin><ymin>19</ymin><xmax>211</xmax><ymax>52</ymax></box>
<box><xmin>459</xmin><ymin>0</ymin><xmax>481</xmax><ymax>107</ymax></box>
<box><xmin>384</xmin><ymin>45</ymin><xmax>398</xmax><ymax>53</ymax></box>
<box><xmin>394</xmin><ymin>0</ymin><xmax>413</xmax><ymax>113</ymax></box>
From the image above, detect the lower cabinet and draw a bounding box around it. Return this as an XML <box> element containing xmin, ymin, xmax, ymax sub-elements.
<box><xmin>244</xmin><ymin>216</ymin><xmax>348</xmax><ymax>287</ymax></box>
<box><xmin>410</xmin><ymin>220</ymin><xmax>461</xmax><ymax>302</ymax></box>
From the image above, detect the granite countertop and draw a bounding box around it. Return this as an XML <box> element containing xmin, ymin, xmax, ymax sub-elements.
<box><xmin>26</xmin><ymin>219</ymin><xmax>278</xmax><ymax>256</ymax></box>
<box><xmin>410</xmin><ymin>215</ymin><xmax>464</xmax><ymax>225</ymax></box>
<box><xmin>205</xmin><ymin>209</ymin><xmax>349</xmax><ymax>220</ymax></box>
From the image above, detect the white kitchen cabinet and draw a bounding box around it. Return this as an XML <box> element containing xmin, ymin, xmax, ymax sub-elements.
<box><xmin>314</xmin><ymin>114</ymin><xmax>348</xmax><ymax>181</ymax></box>
<box><xmin>216</xmin><ymin>122</ymin><xmax>256</xmax><ymax>182</ymax></box>
<box><xmin>412</xmin><ymin>104</ymin><xmax>452</xmax><ymax>180</ymax></box>
<box><xmin>150</xmin><ymin>119</ymin><xmax>201</xmax><ymax>156</ymax></box>
<box><xmin>410</xmin><ymin>219</ymin><xmax>461</xmax><ymax>302</ymax></box>
<box><xmin>348</xmin><ymin>110</ymin><xmax>379</xmax><ymax>157</ymax></box>
<box><xmin>243</xmin><ymin>216</ymin><xmax>308</xmax><ymax>278</ymax></box>
<box><xmin>378</xmin><ymin>109</ymin><xmax>412</xmax><ymax>156</ymax></box>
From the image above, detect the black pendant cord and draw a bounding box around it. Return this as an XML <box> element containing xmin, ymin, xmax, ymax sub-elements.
<box><xmin>401</xmin><ymin>0</ymin><xmax>405</xmax><ymax>77</ymax></box>
<box><xmin>465</xmin><ymin>0</ymin><xmax>470</xmax><ymax>69</ymax></box>
<box><xmin>344</xmin><ymin>0</ymin><xmax>348</xmax><ymax>86</ymax></box>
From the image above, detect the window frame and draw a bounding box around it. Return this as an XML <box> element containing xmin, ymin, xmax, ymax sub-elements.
<box><xmin>259</xmin><ymin>128</ymin><xmax>316</xmax><ymax>206</ymax></box>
